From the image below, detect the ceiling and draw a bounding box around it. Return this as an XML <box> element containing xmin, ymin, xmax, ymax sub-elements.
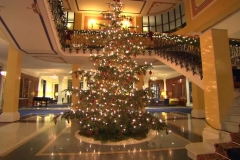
<box><xmin>63</xmin><ymin>0</ymin><xmax>183</xmax><ymax>16</ymax></box>
<box><xmin>0</xmin><ymin>0</ymin><xmax>239</xmax><ymax>79</ymax></box>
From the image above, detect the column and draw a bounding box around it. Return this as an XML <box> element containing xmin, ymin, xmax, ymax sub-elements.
<box><xmin>135</xmin><ymin>16</ymin><xmax>143</xmax><ymax>33</ymax></box>
<box><xmin>0</xmin><ymin>46</ymin><xmax>22</xmax><ymax>122</ymax></box>
<box><xmin>57</xmin><ymin>76</ymin><xmax>63</xmax><ymax>105</ymax></box>
<box><xmin>62</xmin><ymin>78</ymin><xmax>68</xmax><ymax>104</ymax></box>
<box><xmin>72</xmin><ymin>64</ymin><xmax>80</xmax><ymax>106</ymax></box>
<box><xmin>38</xmin><ymin>76</ymin><xmax>43</xmax><ymax>97</ymax></box>
<box><xmin>185</xmin><ymin>78</ymin><xmax>192</xmax><ymax>107</ymax></box>
<box><xmin>74</xmin><ymin>13</ymin><xmax>82</xmax><ymax>30</ymax></box>
<box><xmin>200</xmin><ymin>29</ymin><xmax>234</xmax><ymax>140</ymax></box>
<box><xmin>83</xmin><ymin>77</ymin><xmax>87</xmax><ymax>90</ymax></box>
<box><xmin>163</xmin><ymin>78</ymin><xmax>167</xmax><ymax>98</ymax></box>
<box><xmin>0</xmin><ymin>65</ymin><xmax>6</xmax><ymax>109</ymax></box>
<box><xmin>191</xmin><ymin>83</ymin><xmax>205</xmax><ymax>118</ymax></box>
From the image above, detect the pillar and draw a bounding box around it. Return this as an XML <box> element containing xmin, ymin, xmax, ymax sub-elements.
<box><xmin>74</xmin><ymin>13</ymin><xmax>82</xmax><ymax>30</ymax></box>
<box><xmin>57</xmin><ymin>76</ymin><xmax>63</xmax><ymax>105</ymax></box>
<box><xmin>83</xmin><ymin>77</ymin><xmax>87</xmax><ymax>90</ymax></box>
<box><xmin>163</xmin><ymin>78</ymin><xmax>167</xmax><ymax>98</ymax></box>
<box><xmin>191</xmin><ymin>83</ymin><xmax>205</xmax><ymax>118</ymax></box>
<box><xmin>72</xmin><ymin>64</ymin><xmax>80</xmax><ymax>106</ymax></box>
<box><xmin>38</xmin><ymin>76</ymin><xmax>43</xmax><ymax>97</ymax></box>
<box><xmin>62</xmin><ymin>78</ymin><xmax>68</xmax><ymax>104</ymax></box>
<box><xmin>200</xmin><ymin>29</ymin><xmax>234</xmax><ymax>139</ymax></box>
<box><xmin>186</xmin><ymin>78</ymin><xmax>192</xmax><ymax>107</ymax></box>
<box><xmin>0</xmin><ymin>65</ymin><xmax>6</xmax><ymax>109</ymax></box>
<box><xmin>0</xmin><ymin>46</ymin><xmax>22</xmax><ymax>122</ymax></box>
<box><xmin>135</xmin><ymin>16</ymin><xmax>143</xmax><ymax>33</ymax></box>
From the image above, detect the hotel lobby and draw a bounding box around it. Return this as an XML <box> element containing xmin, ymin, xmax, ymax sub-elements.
<box><xmin>0</xmin><ymin>0</ymin><xmax>240</xmax><ymax>159</ymax></box>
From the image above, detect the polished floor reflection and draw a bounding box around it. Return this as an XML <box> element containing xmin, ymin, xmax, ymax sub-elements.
<box><xmin>0</xmin><ymin>109</ymin><xmax>205</xmax><ymax>160</ymax></box>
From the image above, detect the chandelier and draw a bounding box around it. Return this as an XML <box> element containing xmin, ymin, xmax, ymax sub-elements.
<box><xmin>150</xmin><ymin>76</ymin><xmax>157</xmax><ymax>81</ymax></box>
<box><xmin>50</xmin><ymin>70</ymin><xmax>58</xmax><ymax>79</ymax></box>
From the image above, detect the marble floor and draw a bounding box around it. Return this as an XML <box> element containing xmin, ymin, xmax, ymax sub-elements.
<box><xmin>0</xmin><ymin>109</ymin><xmax>206</xmax><ymax>160</ymax></box>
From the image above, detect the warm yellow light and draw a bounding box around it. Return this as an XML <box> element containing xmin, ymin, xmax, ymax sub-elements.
<box><xmin>90</xmin><ymin>19</ymin><xmax>96</xmax><ymax>24</ymax></box>
<box><xmin>89</xmin><ymin>19</ymin><xmax>96</xmax><ymax>29</ymax></box>
<box><xmin>122</xmin><ymin>20</ymin><xmax>130</xmax><ymax>28</ymax></box>
<box><xmin>161</xmin><ymin>91</ymin><xmax>166</xmax><ymax>96</ymax></box>
<box><xmin>0</xmin><ymin>71</ymin><xmax>6</xmax><ymax>76</ymax></box>
<box><xmin>143</xmin><ymin>27</ymin><xmax>148</xmax><ymax>32</ymax></box>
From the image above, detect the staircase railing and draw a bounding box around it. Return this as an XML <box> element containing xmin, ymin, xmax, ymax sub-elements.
<box><xmin>47</xmin><ymin>0</ymin><xmax>240</xmax><ymax>80</ymax></box>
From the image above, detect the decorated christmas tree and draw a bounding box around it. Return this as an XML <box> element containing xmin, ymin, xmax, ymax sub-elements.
<box><xmin>54</xmin><ymin>0</ymin><xmax>167</xmax><ymax>142</ymax></box>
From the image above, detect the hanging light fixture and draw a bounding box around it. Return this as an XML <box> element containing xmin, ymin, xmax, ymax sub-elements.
<box><xmin>150</xmin><ymin>71</ymin><xmax>157</xmax><ymax>81</ymax></box>
<box><xmin>150</xmin><ymin>76</ymin><xmax>157</xmax><ymax>81</ymax></box>
<box><xmin>50</xmin><ymin>70</ymin><xmax>58</xmax><ymax>79</ymax></box>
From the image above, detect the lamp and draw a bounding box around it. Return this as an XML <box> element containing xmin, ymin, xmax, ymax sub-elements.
<box><xmin>50</xmin><ymin>70</ymin><xmax>58</xmax><ymax>79</ymax></box>
<box><xmin>161</xmin><ymin>91</ymin><xmax>166</xmax><ymax>99</ymax></box>
<box><xmin>55</xmin><ymin>92</ymin><xmax>58</xmax><ymax>100</ymax></box>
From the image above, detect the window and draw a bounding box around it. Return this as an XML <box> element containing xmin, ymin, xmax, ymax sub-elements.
<box><xmin>142</xmin><ymin>2</ymin><xmax>186</xmax><ymax>33</ymax></box>
<box><xmin>149</xmin><ymin>16</ymin><xmax>155</xmax><ymax>32</ymax></box>
<box><xmin>65</xmin><ymin>11</ymin><xmax>75</xmax><ymax>30</ymax></box>
<box><xmin>156</xmin><ymin>14</ymin><xmax>162</xmax><ymax>25</ymax></box>
<box><xmin>80</xmin><ymin>82</ymin><xmax>83</xmax><ymax>89</ymax></box>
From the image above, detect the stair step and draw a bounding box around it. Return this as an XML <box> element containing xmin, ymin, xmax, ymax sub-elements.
<box><xmin>215</xmin><ymin>142</ymin><xmax>240</xmax><ymax>159</ymax></box>
<box><xmin>231</xmin><ymin>132</ymin><xmax>240</xmax><ymax>145</ymax></box>
<box><xmin>223</xmin><ymin>122</ymin><xmax>240</xmax><ymax>133</ymax></box>
<box><xmin>230</xmin><ymin>107</ymin><xmax>240</xmax><ymax>114</ymax></box>
<box><xmin>204</xmin><ymin>139</ymin><xmax>232</xmax><ymax>151</ymax></box>
<box><xmin>220</xmin><ymin>131</ymin><xmax>232</xmax><ymax>142</ymax></box>
<box><xmin>233</xmin><ymin>98</ymin><xmax>240</xmax><ymax>106</ymax></box>
<box><xmin>186</xmin><ymin>142</ymin><xmax>215</xmax><ymax>160</ymax></box>
<box><xmin>207</xmin><ymin>138</ymin><xmax>231</xmax><ymax>144</ymax></box>
<box><xmin>197</xmin><ymin>153</ymin><xmax>230</xmax><ymax>160</ymax></box>
<box><xmin>230</xmin><ymin>114</ymin><xmax>240</xmax><ymax>123</ymax></box>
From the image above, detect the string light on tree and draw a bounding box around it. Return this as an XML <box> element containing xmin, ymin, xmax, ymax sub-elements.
<box><xmin>53</xmin><ymin>0</ymin><xmax>167</xmax><ymax>143</ymax></box>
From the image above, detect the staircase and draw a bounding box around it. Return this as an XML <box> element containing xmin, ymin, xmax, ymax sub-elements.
<box><xmin>186</xmin><ymin>90</ymin><xmax>240</xmax><ymax>160</ymax></box>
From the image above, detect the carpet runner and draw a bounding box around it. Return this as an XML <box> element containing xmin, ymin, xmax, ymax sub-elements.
<box><xmin>197</xmin><ymin>124</ymin><xmax>240</xmax><ymax>160</ymax></box>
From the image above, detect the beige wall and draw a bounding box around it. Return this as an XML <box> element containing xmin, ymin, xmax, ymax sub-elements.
<box><xmin>176</xmin><ymin>0</ymin><xmax>240</xmax><ymax>35</ymax></box>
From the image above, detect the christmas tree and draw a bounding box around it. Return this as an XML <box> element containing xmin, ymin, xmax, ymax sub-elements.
<box><xmin>54</xmin><ymin>0</ymin><xmax>167</xmax><ymax>142</ymax></box>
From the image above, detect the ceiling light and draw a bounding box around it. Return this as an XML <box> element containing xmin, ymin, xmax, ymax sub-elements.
<box><xmin>150</xmin><ymin>76</ymin><xmax>157</xmax><ymax>81</ymax></box>
<box><xmin>50</xmin><ymin>70</ymin><xmax>58</xmax><ymax>79</ymax></box>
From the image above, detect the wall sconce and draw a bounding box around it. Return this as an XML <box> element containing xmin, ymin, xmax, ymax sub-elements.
<box><xmin>0</xmin><ymin>71</ymin><xmax>7</xmax><ymax>77</ymax></box>
<box><xmin>89</xmin><ymin>19</ymin><xmax>96</xmax><ymax>29</ymax></box>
